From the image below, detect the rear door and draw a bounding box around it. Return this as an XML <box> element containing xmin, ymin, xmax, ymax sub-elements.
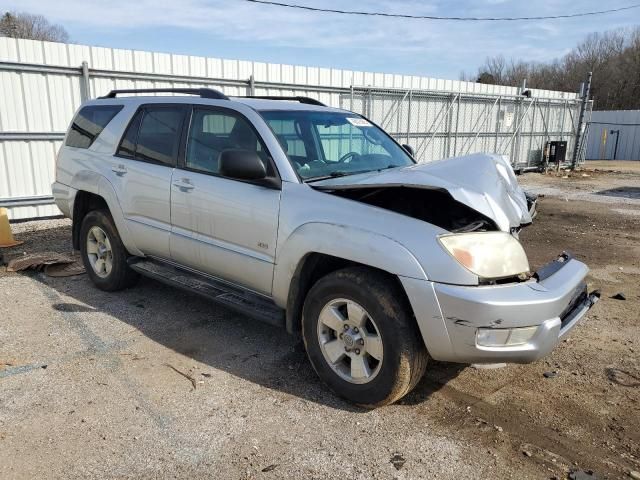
<box><xmin>110</xmin><ymin>104</ymin><xmax>188</xmax><ymax>259</ymax></box>
<box><xmin>170</xmin><ymin>106</ymin><xmax>281</xmax><ymax>295</ymax></box>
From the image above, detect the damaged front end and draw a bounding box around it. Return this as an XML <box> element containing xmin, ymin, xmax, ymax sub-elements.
<box><xmin>310</xmin><ymin>153</ymin><xmax>536</xmax><ymax>235</ymax></box>
<box><xmin>309</xmin><ymin>153</ymin><xmax>596</xmax><ymax>365</ymax></box>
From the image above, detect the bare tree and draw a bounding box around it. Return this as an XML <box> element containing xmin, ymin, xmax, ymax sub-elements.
<box><xmin>461</xmin><ymin>27</ymin><xmax>640</xmax><ymax>110</ymax></box>
<box><xmin>0</xmin><ymin>12</ymin><xmax>69</xmax><ymax>42</ymax></box>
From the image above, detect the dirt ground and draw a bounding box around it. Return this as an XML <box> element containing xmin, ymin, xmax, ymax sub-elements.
<box><xmin>1</xmin><ymin>170</ymin><xmax>639</xmax><ymax>480</ymax></box>
<box><xmin>584</xmin><ymin>160</ymin><xmax>640</xmax><ymax>174</ymax></box>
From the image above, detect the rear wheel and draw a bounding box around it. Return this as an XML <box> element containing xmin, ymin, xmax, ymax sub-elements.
<box><xmin>302</xmin><ymin>267</ymin><xmax>428</xmax><ymax>407</ymax></box>
<box><xmin>80</xmin><ymin>210</ymin><xmax>139</xmax><ymax>291</ymax></box>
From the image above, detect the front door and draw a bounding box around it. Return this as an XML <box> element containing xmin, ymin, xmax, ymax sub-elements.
<box><xmin>170</xmin><ymin>106</ymin><xmax>281</xmax><ymax>295</ymax></box>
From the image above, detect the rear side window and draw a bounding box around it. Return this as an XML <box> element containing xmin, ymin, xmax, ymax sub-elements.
<box><xmin>66</xmin><ymin>105</ymin><xmax>123</xmax><ymax>149</ymax></box>
<box><xmin>116</xmin><ymin>106</ymin><xmax>186</xmax><ymax>166</ymax></box>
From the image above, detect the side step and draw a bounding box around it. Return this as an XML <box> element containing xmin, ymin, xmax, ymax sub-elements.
<box><xmin>129</xmin><ymin>258</ymin><xmax>285</xmax><ymax>328</ymax></box>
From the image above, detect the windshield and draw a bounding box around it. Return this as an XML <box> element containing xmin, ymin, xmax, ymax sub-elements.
<box><xmin>259</xmin><ymin>110</ymin><xmax>414</xmax><ymax>181</ymax></box>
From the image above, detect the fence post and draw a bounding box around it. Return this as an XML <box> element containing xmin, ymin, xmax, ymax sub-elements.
<box><xmin>494</xmin><ymin>97</ymin><xmax>501</xmax><ymax>152</ymax></box>
<box><xmin>453</xmin><ymin>94</ymin><xmax>460</xmax><ymax>156</ymax></box>
<box><xmin>248</xmin><ymin>74</ymin><xmax>255</xmax><ymax>96</ymax></box>
<box><xmin>528</xmin><ymin>98</ymin><xmax>537</xmax><ymax>169</ymax></box>
<box><xmin>80</xmin><ymin>61</ymin><xmax>91</xmax><ymax>101</ymax></box>
<box><xmin>571</xmin><ymin>71</ymin><xmax>592</xmax><ymax>169</ymax></box>
<box><xmin>406</xmin><ymin>89</ymin><xmax>412</xmax><ymax>144</ymax></box>
<box><xmin>350</xmin><ymin>84</ymin><xmax>354</xmax><ymax>112</ymax></box>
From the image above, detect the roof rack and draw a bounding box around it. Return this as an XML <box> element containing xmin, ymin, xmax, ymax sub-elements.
<box><xmin>99</xmin><ymin>88</ymin><xmax>229</xmax><ymax>100</ymax></box>
<box><xmin>243</xmin><ymin>96</ymin><xmax>326</xmax><ymax>106</ymax></box>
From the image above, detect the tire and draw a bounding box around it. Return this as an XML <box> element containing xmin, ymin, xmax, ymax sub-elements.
<box><xmin>79</xmin><ymin>209</ymin><xmax>139</xmax><ymax>291</ymax></box>
<box><xmin>302</xmin><ymin>267</ymin><xmax>428</xmax><ymax>407</ymax></box>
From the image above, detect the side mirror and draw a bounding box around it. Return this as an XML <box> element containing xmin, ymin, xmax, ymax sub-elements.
<box><xmin>401</xmin><ymin>144</ymin><xmax>415</xmax><ymax>157</ymax></box>
<box><xmin>219</xmin><ymin>149</ymin><xmax>267</xmax><ymax>180</ymax></box>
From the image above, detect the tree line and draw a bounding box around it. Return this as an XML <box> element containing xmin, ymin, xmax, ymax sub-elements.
<box><xmin>461</xmin><ymin>27</ymin><xmax>640</xmax><ymax>111</ymax></box>
<box><xmin>1</xmin><ymin>11</ymin><xmax>69</xmax><ymax>43</ymax></box>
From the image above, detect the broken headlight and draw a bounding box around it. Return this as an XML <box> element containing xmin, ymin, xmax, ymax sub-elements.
<box><xmin>438</xmin><ymin>232</ymin><xmax>530</xmax><ymax>280</ymax></box>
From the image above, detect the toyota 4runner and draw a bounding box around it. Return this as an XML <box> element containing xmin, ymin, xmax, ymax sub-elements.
<box><xmin>53</xmin><ymin>88</ymin><xmax>599</xmax><ymax>406</ymax></box>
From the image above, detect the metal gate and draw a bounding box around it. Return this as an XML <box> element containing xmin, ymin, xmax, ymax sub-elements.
<box><xmin>342</xmin><ymin>87</ymin><xmax>589</xmax><ymax>170</ymax></box>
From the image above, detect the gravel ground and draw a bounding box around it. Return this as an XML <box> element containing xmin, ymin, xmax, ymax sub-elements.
<box><xmin>1</xmin><ymin>171</ymin><xmax>639</xmax><ymax>479</ymax></box>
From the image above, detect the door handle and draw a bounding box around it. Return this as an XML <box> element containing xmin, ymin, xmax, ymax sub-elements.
<box><xmin>173</xmin><ymin>178</ymin><xmax>195</xmax><ymax>191</ymax></box>
<box><xmin>111</xmin><ymin>164</ymin><xmax>127</xmax><ymax>176</ymax></box>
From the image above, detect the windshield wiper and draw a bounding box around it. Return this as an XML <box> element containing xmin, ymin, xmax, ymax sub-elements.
<box><xmin>304</xmin><ymin>169</ymin><xmax>375</xmax><ymax>183</ymax></box>
<box><xmin>304</xmin><ymin>165</ymin><xmax>404</xmax><ymax>183</ymax></box>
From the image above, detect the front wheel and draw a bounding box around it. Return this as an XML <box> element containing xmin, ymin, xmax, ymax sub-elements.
<box><xmin>80</xmin><ymin>209</ymin><xmax>139</xmax><ymax>291</ymax></box>
<box><xmin>302</xmin><ymin>267</ymin><xmax>428</xmax><ymax>407</ymax></box>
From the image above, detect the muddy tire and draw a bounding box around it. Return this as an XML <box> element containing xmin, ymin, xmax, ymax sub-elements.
<box><xmin>80</xmin><ymin>209</ymin><xmax>139</xmax><ymax>291</ymax></box>
<box><xmin>302</xmin><ymin>267</ymin><xmax>428</xmax><ymax>407</ymax></box>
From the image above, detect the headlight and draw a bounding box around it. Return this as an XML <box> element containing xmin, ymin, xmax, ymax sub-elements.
<box><xmin>438</xmin><ymin>232</ymin><xmax>530</xmax><ymax>280</ymax></box>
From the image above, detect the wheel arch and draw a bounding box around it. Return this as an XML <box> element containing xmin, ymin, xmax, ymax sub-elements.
<box><xmin>71</xmin><ymin>177</ymin><xmax>141</xmax><ymax>256</ymax></box>
<box><xmin>273</xmin><ymin>222</ymin><xmax>428</xmax><ymax>336</ymax></box>
<box><xmin>284</xmin><ymin>253</ymin><xmax>419</xmax><ymax>336</ymax></box>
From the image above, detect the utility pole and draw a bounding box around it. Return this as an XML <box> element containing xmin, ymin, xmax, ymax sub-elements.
<box><xmin>571</xmin><ymin>71</ymin><xmax>592</xmax><ymax>169</ymax></box>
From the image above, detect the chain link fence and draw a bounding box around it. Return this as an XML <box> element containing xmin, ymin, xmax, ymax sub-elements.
<box><xmin>341</xmin><ymin>87</ymin><xmax>589</xmax><ymax>170</ymax></box>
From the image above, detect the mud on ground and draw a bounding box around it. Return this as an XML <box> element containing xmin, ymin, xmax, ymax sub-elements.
<box><xmin>0</xmin><ymin>171</ymin><xmax>638</xmax><ymax>479</ymax></box>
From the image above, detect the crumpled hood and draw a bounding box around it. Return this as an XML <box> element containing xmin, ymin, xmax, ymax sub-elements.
<box><xmin>311</xmin><ymin>153</ymin><xmax>532</xmax><ymax>232</ymax></box>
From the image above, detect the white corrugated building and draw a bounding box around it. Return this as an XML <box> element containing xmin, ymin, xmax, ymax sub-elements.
<box><xmin>1</xmin><ymin>37</ymin><xmax>580</xmax><ymax>220</ymax></box>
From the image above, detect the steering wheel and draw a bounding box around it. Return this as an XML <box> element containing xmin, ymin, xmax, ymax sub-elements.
<box><xmin>337</xmin><ymin>152</ymin><xmax>359</xmax><ymax>163</ymax></box>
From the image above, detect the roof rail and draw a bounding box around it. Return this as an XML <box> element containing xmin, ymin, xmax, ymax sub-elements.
<box><xmin>243</xmin><ymin>96</ymin><xmax>326</xmax><ymax>106</ymax></box>
<box><xmin>99</xmin><ymin>88</ymin><xmax>229</xmax><ymax>100</ymax></box>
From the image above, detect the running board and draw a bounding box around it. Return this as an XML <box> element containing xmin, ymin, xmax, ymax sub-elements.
<box><xmin>128</xmin><ymin>258</ymin><xmax>285</xmax><ymax>328</ymax></box>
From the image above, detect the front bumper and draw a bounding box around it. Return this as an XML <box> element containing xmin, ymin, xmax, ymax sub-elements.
<box><xmin>401</xmin><ymin>253</ymin><xmax>599</xmax><ymax>364</ymax></box>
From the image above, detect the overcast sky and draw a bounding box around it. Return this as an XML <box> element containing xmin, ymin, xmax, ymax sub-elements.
<box><xmin>3</xmin><ymin>0</ymin><xmax>638</xmax><ymax>80</ymax></box>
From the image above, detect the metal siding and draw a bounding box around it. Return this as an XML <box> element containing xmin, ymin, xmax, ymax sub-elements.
<box><xmin>586</xmin><ymin>110</ymin><xmax>640</xmax><ymax>160</ymax></box>
<box><xmin>1</xmin><ymin>38</ymin><xmax>581</xmax><ymax>220</ymax></box>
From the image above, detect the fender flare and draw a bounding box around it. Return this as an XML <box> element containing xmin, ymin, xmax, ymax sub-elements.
<box><xmin>71</xmin><ymin>170</ymin><xmax>142</xmax><ymax>256</ymax></box>
<box><xmin>272</xmin><ymin>222</ymin><xmax>428</xmax><ymax>308</ymax></box>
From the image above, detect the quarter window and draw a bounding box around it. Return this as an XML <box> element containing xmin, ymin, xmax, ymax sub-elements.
<box><xmin>66</xmin><ymin>105</ymin><xmax>123</xmax><ymax>149</ymax></box>
<box><xmin>116</xmin><ymin>110</ymin><xmax>143</xmax><ymax>158</ymax></box>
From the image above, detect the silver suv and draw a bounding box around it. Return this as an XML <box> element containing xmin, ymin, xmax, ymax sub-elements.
<box><xmin>53</xmin><ymin>88</ymin><xmax>599</xmax><ymax>406</ymax></box>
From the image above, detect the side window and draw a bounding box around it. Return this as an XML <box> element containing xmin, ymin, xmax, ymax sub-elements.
<box><xmin>265</xmin><ymin>119</ymin><xmax>307</xmax><ymax>158</ymax></box>
<box><xmin>116</xmin><ymin>110</ymin><xmax>143</xmax><ymax>158</ymax></box>
<box><xmin>186</xmin><ymin>108</ymin><xmax>273</xmax><ymax>177</ymax></box>
<box><xmin>66</xmin><ymin>105</ymin><xmax>123</xmax><ymax>149</ymax></box>
<box><xmin>134</xmin><ymin>107</ymin><xmax>185</xmax><ymax>166</ymax></box>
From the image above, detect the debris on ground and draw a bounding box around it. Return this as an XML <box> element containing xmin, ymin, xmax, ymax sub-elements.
<box><xmin>522</xmin><ymin>450</ymin><xmax>532</xmax><ymax>457</ymax></box>
<box><xmin>543</xmin><ymin>371</ymin><xmax>558</xmax><ymax>378</ymax></box>
<box><xmin>0</xmin><ymin>360</ymin><xmax>15</xmax><ymax>370</ymax></box>
<box><xmin>569</xmin><ymin>470</ymin><xmax>599</xmax><ymax>480</ymax></box>
<box><xmin>390</xmin><ymin>453</ymin><xmax>406</xmax><ymax>470</ymax></box>
<box><xmin>611</xmin><ymin>293</ymin><xmax>626</xmax><ymax>301</ymax></box>
<box><xmin>44</xmin><ymin>261</ymin><xmax>85</xmax><ymax>277</ymax></box>
<box><xmin>6</xmin><ymin>252</ymin><xmax>84</xmax><ymax>277</ymax></box>
<box><xmin>629</xmin><ymin>470</ymin><xmax>640</xmax><ymax>480</ymax></box>
<box><xmin>605</xmin><ymin>368</ymin><xmax>640</xmax><ymax>388</ymax></box>
<box><xmin>163</xmin><ymin>363</ymin><xmax>198</xmax><ymax>390</ymax></box>
<box><xmin>261</xmin><ymin>464</ymin><xmax>278</xmax><ymax>472</ymax></box>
